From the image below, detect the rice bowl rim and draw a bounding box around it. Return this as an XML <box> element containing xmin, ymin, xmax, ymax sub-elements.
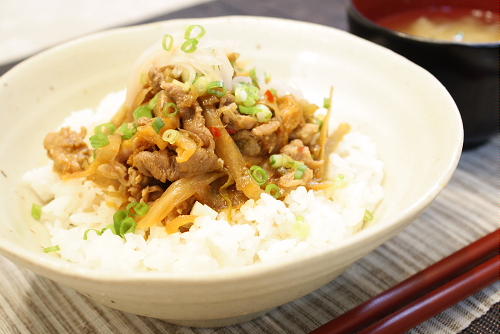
<box><xmin>0</xmin><ymin>16</ymin><xmax>463</xmax><ymax>283</ymax></box>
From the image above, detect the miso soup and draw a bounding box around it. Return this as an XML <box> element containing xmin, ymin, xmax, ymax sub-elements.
<box><xmin>376</xmin><ymin>7</ymin><xmax>500</xmax><ymax>43</ymax></box>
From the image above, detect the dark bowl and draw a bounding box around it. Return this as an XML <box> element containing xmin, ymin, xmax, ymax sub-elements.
<box><xmin>347</xmin><ymin>0</ymin><xmax>499</xmax><ymax>149</ymax></box>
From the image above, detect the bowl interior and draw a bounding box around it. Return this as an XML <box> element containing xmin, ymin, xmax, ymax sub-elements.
<box><xmin>0</xmin><ymin>17</ymin><xmax>462</xmax><ymax>276</ymax></box>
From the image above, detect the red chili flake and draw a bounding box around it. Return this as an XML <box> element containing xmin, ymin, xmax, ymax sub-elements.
<box><xmin>265</xmin><ymin>90</ymin><xmax>275</xmax><ymax>103</ymax></box>
<box><xmin>298</xmin><ymin>146</ymin><xmax>305</xmax><ymax>153</ymax></box>
<box><xmin>226</xmin><ymin>127</ymin><xmax>237</xmax><ymax>135</ymax></box>
<box><xmin>209</xmin><ymin>126</ymin><xmax>222</xmax><ymax>137</ymax></box>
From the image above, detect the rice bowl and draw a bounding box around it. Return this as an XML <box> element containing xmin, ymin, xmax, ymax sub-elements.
<box><xmin>0</xmin><ymin>16</ymin><xmax>462</xmax><ymax>327</ymax></box>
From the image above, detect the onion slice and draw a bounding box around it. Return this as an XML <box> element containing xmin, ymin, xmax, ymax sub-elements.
<box><xmin>137</xmin><ymin>172</ymin><xmax>224</xmax><ymax>229</ymax></box>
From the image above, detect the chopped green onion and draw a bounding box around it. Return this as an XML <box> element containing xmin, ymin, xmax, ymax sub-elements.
<box><xmin>184</xmin><ymin>24</ymin><xmax>206</xmax><ymax>40</ymax></box>
<box><xmin>181</xmin><ymin>38</ymin><xmax>199</xmax><ymax>53</ymax></box>
<box><xmin>133</xmin><ymin>105</ymin><xmax>153</xmax><ymax>119</ymax></box>
<box><xmin>294</xmin><ymin>164</ymin><xmax>308</xmax><ymax>180</ymax></box>
<box><xmin>113</xmin><ymin>210</ymin><xmax>128</xmax><ymax>233</ymax></box>
<box><xmin>152</xmin><ymin>118</ymin><xmax>165</xmax><ymax>133</ymax></box>
<box><xmin>315</xmin><ymin>118</ymin><xmax>324</xmax><ymax>130</ymax></box>
<box><xmin>126</xmin><ymin>202</ymin><xmax>136</xmax><ymax>213</ymax></box>
<box><xmin>83</xmin><ymin>229</ymin><xmax>102</xmax><ymax>240</ymax></box>
<box><xmin>162</xmin><ymin>34</ymin><xmax>174</xmax><ymax>51</ymax></box>
<box><xmin>43</xmin><ymin>245</ymin><xmax>60</xmax><ymax>253</ymax></box>
<box><xmin>31</xmin><ymin>203</ymin><xmax>42</xmax><ymax>220</ymax></box>
<box><xmin>334</xmin><ymin>174</ymin><xmax>347</xmax><ymax>187</ymax></box>
<box><xmin>269</xmin><ymin>154</ymin><xmax>285</xmax><ymax>168</ymax></box>
<box><xmin>162</xmin><ymin>102</ymin><xmax>179</xmax><ymax>117</ymax></box>
<box><xmin>249</xmin><ymin>68</ymin><xmax>259</xmax><ymax>88</ymax></box>
<box><xmin>235</xmin><ymin>83</ymin><xmax>260</xmax><ymax>107</ymax></box>
<box><xmin>105</xmin><ymin>223</ymin><xmax>116</xmax><ymax>235</ymax></box>
<box><xmin>119</xmin><ymin>216</ymin><xmax>137</xmax><ymax>236</ymax></box>
<box><xmin>207</xmin><ymin>81</ymin><xmax>226</xmax><ymax>97</ymax></box>
<box><xmin>269</xmin><ymin>154</ymin><xmax>296</xmax><ymax>169</ymax></box>
<box><xmin>323</xmin><ymin>97</ymin><xmax>331</xmax><ymax>109</ymax></box>
<box><xmin>250</xmin><ymin>165</ymin><xmax>269</xmax><ymax>186</ymax></box>
<box><xmin>255</xmin><ymin>104</ymin><xmax>272</xmax><ymax>123</ymax></box>
<box><xmin>207</xmin><ymin>81</ymin><xmax>224</xmax><ymax>89</ymax></box>
<box><xmin>294</xmin><ymin>215</ymin><xmax>310</xmax><ymax>239</ymax></box>
<box><xmin>270</xmin><ymin>88</ymin><xmax>278</xmax><ymax>97</ymax></box>
<box><xmin>94</xmin><ymin>122</ymin><xmax>116</xmax><ymax>135</ymax></box>
<box><xmin>119</xmin><ymin>123</ymin><xmax>137</xmax><ymax>140</ymax></box>
<box><xmin>133</xmin><ymin>202</ymin><xmax>149</xmax><ymax>216</ymax></box>
<box><xmin>148</xmin><ymin>92</ymin><xmax>161</xmax><ymax>110</ymax></box>
<box><xmin>363</xmin><ymin>209</ymin><xmax>374</xmax><ymax>223</ymax></box>
<box><xmin>238</xmin><ymin>105</ymin><xmax>258</xmax><ymax>115</ymax></box>
<box><xmin>162</xmin><ymin>129</ymin><xmax>180</xmax><ymax>144</ymax></box>
<box><xmin>89</xmin><ymin>133</ymin><xmax>109</xmax><ymax>149</ymax></box>
<box><xmin>265</xmin><ymin>184</ymin><xmax>282</xmax><ymax>199</ymax></box>
<box><xmin>192</xmin><ymin>75</ymin><xmax>210</xmax><ymax>93</ymax></box>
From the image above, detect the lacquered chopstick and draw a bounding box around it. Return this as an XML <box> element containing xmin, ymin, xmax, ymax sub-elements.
<box><xmin>310</xmin><ymin>229</ymin><xmax>499</xmax><ymax>334</ymax></box>
<box><xmin>356</xmin><ymin>255</ymin><xmax>499</xmax><ymax>334</ymax></box>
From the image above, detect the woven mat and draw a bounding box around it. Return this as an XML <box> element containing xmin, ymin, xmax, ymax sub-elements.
<box><xmin>1</xmin><ymin>1</ymin><xmax>499</xmax><ymax>333</ymax></box>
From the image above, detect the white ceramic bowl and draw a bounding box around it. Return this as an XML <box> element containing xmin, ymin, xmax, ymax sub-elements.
<box><xmin>0</xmin><ymin>16</ymin><xmax>462</xmax><ymax>327</ymax></box>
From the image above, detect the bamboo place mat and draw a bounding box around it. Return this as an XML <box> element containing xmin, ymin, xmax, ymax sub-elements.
<box><xmin>1</xmin><ymin>1</ymin><xmax>499</xmax><ymax>333</ymax></box>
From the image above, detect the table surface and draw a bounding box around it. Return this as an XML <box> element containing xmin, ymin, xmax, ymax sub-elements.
<box><xmin>1</xmin><ymin>1</ymin><xmax>499</xmax><ymax>333</ymax></box>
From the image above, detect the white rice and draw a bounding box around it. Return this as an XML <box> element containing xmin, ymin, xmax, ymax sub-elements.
<box><xmin>23</xmin><ymin>91</ymin><xmax>384</xmax><ymax>273</ymax></box>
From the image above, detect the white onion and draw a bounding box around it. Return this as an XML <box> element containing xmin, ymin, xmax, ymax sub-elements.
<box><xmin>124</xmin><ymin>38</ymin><xmax>234</xmax><ymax>108</ymax></box>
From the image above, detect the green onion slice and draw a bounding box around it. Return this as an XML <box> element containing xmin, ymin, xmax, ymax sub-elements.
<box><xmin>119</xmin><ymin>216</ymin><xmax>137</xmax><ymax>236</ymax></box>
<box><xmin>43</xmin><ymin>245</ymin><xmax>60</xmax><ymax>253</ymax></box>
<box><xmin>133</xmin><ymin>105</ymin><xmax>153</xmax><ymax>120</ymax></box>
<box><xmin>89</xmin><ymin>133</ymin><xmax>109</xmax><ymax>149</ymax></box>
<box><xmin>265</xmin><ymin>184</ymin><xmax>282</xmax><ymax>199</ymax></box>
<box><xmin>363</xmin><ymin>209</ymin><xmax>374</xmax><ymax>223</ymax></box>
<box><xmin>163</xmin><ymin>102</ymin><xmax>179</xmax><ymax>117</ymax></box>
<box><xmin>323</xmin><ymin>97</ymin><xmax>331</xmax><ymax>109</ymax></box>
<box><xmin>133</xmin><ymin>202</ymin><xmax>150</xmax><ymax>216</ymax></box>
<box><xmin>294</xmin><ymin>164</ymin><xmax>308</xmax><ymax>180</ymax></box>
<box><xmin>269</xmin><ymin>154</ymin><xmax>296</xmax><ymax>169</ymax></box>
<box><xmin>315</xmin><ymin>119</ymin><xmax>324</xmax><ymax>130</ymax></box>
<box><xmin>269</xmin><ymin>154</ymin><xmax>284</xmax><ymax>168</ymax></box>
<box><xmin>255</xmin><ymin>104</ymin><xmax>272</xmax><ymax>122</ymax></box>
<box><xmin>162</xmin><ymin>129</ymin><xmax>180</xmax><ymax>144</ymax></box>
<box><xmin>162</xmin><ymin>34</ymin><xmax>174</xmax><ymax>51</ymax></box>
<box><xmin>83</xmin><ymin>229</ymin><xmax>102</xmax><ymax>240</ymax></box>
<box><xmin>207</xmin><ymin>81</ymin><xmax>224</xmax><ymax>90</ymax></box>
<box><xmin>206</xmin><ymin>81</ymin><xmax>226</xmax><ymax>97</ymax></box>
<box><xmin>31</xmin><ymin>203</ymin><xmax>42</xmax><ymax>221</ymax></box>
<box><xmin>181</xmin><ymin>38</ymin><xmax>199</xmax><ymax>53</ymax></box>
<box><xmin>249</xmin><ymin>68</ymin><xmax>259</xmax><ymax>88</ymax></box>
<box><xmin>119</xmin><ymin>123</ymin><xmax>137</xmax><ymax>140</ymax></box>
<box><xmin>148</xmin><ymin>92</ymin><xmax>161</xmax><ymax>110</ymax></box>
<box><xmin>94</xmin><ymin>122</ymin><xmax>116</xmax><ymax>135</ymax></box>
<box><xmin>238</xmin><ymin>105</ymin><xmax>258</xmax><ymax>115</ymax></box>
<box><xmin>184</xmin><ymin>24</ymin><xmax>206</xmax><ymax>40</ymax></box>
<box><xmin>235</xmin><ymin>83</ymin><xmax>260</xmax><ymax>107</ymax></box>
<box><xmin>152</xmin><ymin>117</ymin><xmax>165</xmax><ymax>133</ymax></box>
<box><xmin>250</xmin><ymin>165</ymin><xmax>269</xmax><ymax>186</ymax></box>
<box><xmin>113</xmin><ymin>210</ymin><xmax>128</xmax><ymax>234</ymax></box>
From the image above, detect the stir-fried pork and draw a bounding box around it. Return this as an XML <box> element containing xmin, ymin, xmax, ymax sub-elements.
<box><xmin>44</xmin><ymin>127</ymin><xmax>91</xmax><ymax>174</ymax></box>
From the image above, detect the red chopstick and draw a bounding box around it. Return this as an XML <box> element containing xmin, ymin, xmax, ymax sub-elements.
<box><xmin>310</xmin><ymin>229</ymin><xmax>499</xmax><ymax>334</ymax></box>
<box><xmin>356</xmin><ymin>255</ymin><xmax>499</xmax><ymax>334</ymax></box>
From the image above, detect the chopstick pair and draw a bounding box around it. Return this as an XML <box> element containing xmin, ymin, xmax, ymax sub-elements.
<box><xmin>310</xmin><ymin>229</ymin><xmax>499</xmax><ymax>334</ymax></box>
